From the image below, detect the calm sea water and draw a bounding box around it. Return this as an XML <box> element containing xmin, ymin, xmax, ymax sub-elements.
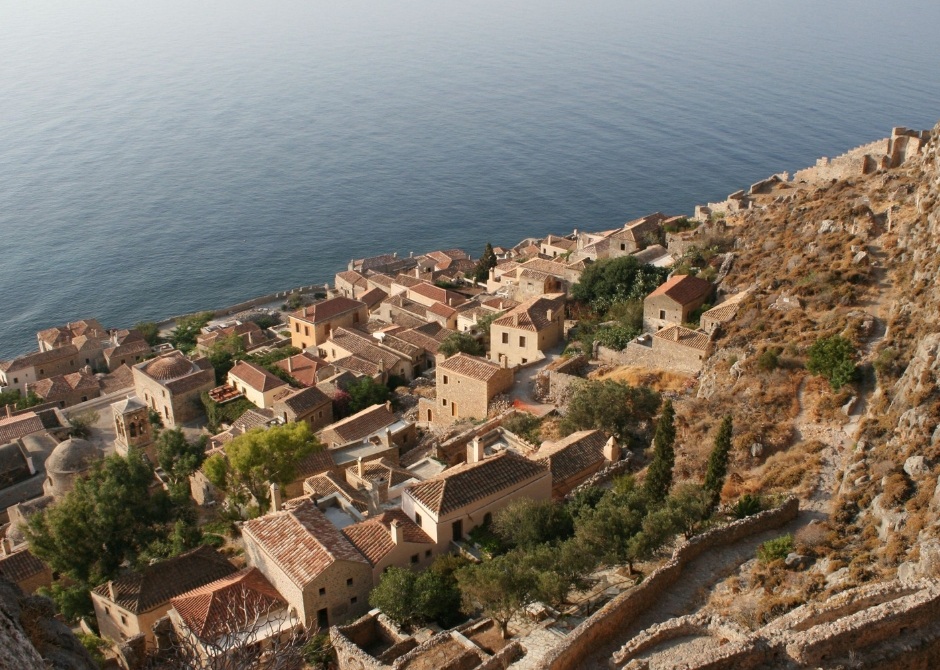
<box><xmin>1</xmin><ymin>0</ymin><xmax>938</xmax><ymax>359</ymax></box>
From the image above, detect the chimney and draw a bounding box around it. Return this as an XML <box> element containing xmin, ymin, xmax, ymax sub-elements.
<box><xmin>500</xmin><ymin>354</ymin><xmax>509</xmax><ymax>369</ymax></box>
<box><xmin>468</xmin><ymin>437</ymin><xmax>485</xmax><ymax>464</ymax></box>
<box><xmin>513</xmin><ymin>313</ymin><xmax>518</xmax><ymax>327</ymax></box>
<box><xmin>108</xmin><ymin>581</ymin><xmax>117</xmax><ymax>601</ymax></box>
<box><xmin>673</xmin><ymin>327</ymin><xmax>680</xmax><ymax>342</ymax></box>
<box><xmin>488</xmin><ymin>268</ymin><xmax>496</xmax><ymax>282</ymax></box>
<box><xmin>380</xmin><ymin>428</ymin><xmax>392</xmax><ymax>448</ymax></box>
<box><xmin>390</xmin><ymin>519</ymin><xmax>403</xmax><ymax>545</ymax></box>
<box><xmin>286</xmin><ymin>356</ymin><xmax>293</xmax><ymax>373</ymax></box>
<box><xmin>1</xmin><ymin>537</ymin><xmax>12</xmax><ymax>556</ymax></box>
<box><xmin>5</xmin><ymin>404</ymin><xmax>11</xmax><ymax>419</ymax></box>
<box><xmin>415</xmin><ymin>267</ymin><xmax>421</xmax><ymax>278</ymax></box>
<box><xmin>357</xmin><ymin>456</ymin><xmax>364</xmax><ymax>478</ymax></box>
<box><xmin>385</xmin><ymin>400</ymin><xmax>392</xmax><ymax>412</ymax></box>
<box><xmin>409</xmin><ymin>251</ymin><xmax>414</xmax><ymax>258</ymax></box>
<box><xmin>603</xmin><ymin>436</ymin><xmax>621</xmax><ymax>462</ymax></box>
<box><xmin>367</xmin><ymin>484</ymin><xmax>380</xmax><ymax>516</ymax></box>
<box><xmin>547</xmin><ymin>308</ymin><xmax>554</xmax><ymax>322</ymax></box>
<box><xmin>270</xmin><ymin>483</ymin><xmax>283</xmax><ymax>512</ymax></box>
<box><xmin>26</xmin><ymin>456</ymin><xmax>36</xmax><ymax>476</ymax></box>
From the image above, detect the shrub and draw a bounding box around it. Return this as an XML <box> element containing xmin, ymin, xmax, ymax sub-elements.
<box><xmin>732</xmin><ymin>493</ymin><xmax>764</xmax><ymax>519</ymax></box>
<box><xmin>807</xmin><ymin>335</ymin><xmax>858</xmax><ymax>390</ymax></box>
<box><xmin>757</xmin><ymin>347</ymin><xmax>781</xmax><ymax>372</ymax></box>
<box><xmin>758</xmin><ymin>534</ymin><xmax>794</xmax><ymax>563</ymax></box>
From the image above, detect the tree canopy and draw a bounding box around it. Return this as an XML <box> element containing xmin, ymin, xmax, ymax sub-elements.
<box><xmin>203</xmin><ymin>421</ymin><xmax>320</xmax><ymax>514</ymax></box>
<box><xmin>472</xmin><ymin>242</ymin><xmax>498</xmax><ymax>283</ymax></box>
<box><xmin>561</xmin><ymin>379</ymin><xmax>660</xmax><ymax>442</ymax></box>
<box><xmin>703</xmin><ymin>415</ymin><xmax>733</xmax><ymax>507</ymax></box>
<box><xmin>170</xmin><ymin>311</ymin><xmax>215</xmax><ymax>352</ymax></box>
<box><xmin>25</xmin><ymin>449</ymin><xmax>176</xmax><ymax>585</ymax></box>
<box><xmin>644</xmin><ymin>399</ymin><xmax>676</xmax><ymax>503</ymax></box>
<box><xmin>571</xmin><ymin>256</ymin><xmax>668</xmax><ymax>313</ymax></box>
<box><xmin>439</xmin><ymin>332</ymin><xmax>485</xmax><ymax>358</ymax></box>
<box><xmin>492</xmin><ymin>498</ymin><xmax>573</xmax><ymax>550</ymax></box>
<box><xmin>156</xmin><ymin>428</ymin><xmax>208</xmax><ymax>502</ymax></box>
<box><xmin>345</xmin><ymin>377</ymin><xmax>392</xmax><ymax>416</ymax></box>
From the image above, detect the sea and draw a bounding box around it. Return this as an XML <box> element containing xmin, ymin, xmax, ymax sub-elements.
<box><xmin>1</xmin><ymin>0</ymin><xmax>938</xmax><ymax>359</ymax></box>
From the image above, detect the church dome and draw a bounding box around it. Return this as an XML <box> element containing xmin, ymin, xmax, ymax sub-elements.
<box><xmin>45</xmin><ymin>437</ymin><xmax>101</xmax><ymax>475</ymax></box>
<box><xmin>143</xmin><ymin>353</ymin><xmax>195</xmax><ymax>381</ymax></box>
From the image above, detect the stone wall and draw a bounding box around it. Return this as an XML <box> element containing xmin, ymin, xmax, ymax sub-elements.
<box><xmin>540</xmin><ymin>496</ymin><xmax>799</xmax><ymax>670</ymax></box>
<box><xmin>598</xmin><ymin>341</ymin><xmax>704</xmax><ymax>376</ymax></box>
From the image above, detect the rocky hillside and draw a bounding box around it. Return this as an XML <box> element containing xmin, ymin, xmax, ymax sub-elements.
<box><xmin>670</xmin><ymin>121</ymin><xmax>940</xmax><ymax>617</ymax></box>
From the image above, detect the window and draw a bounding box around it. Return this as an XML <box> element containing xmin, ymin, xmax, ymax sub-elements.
<box><xmin>501</xmin><ymin>332</ymin><xmax>508</xmax><ymax>344</ymax></box>
<box><xmin>346</xmin><ymin>578</ymin><xmax>353</xmax><ymax>587</ymax></box>
<box><xmin>442</xmin><ymin>398</ymin><xmax>447</xmax><ymax>406</ymax></box>
<box><xmin>295</xmin><ymin>323</ymin><xmax>300</xmax><ymax>333</ymax></box>
<box><xmin>452</xmin><ymin>519</ymin><xmax>463</xmax><ymax>541</ymax></box>
<box><xmin>104</xmin><ymin>606</ymin><xmax>110</xmax><ymax>616</ymax></box>
<box><xmin>353</xmin><ymin>312</ymin><xmax>360</xmax><ymax>323</ymax></box>
<box><xmin>164</xmin><ymin>407</ymin><xmax>169</xmax><ymax>419</ymax></box>
<box><xmin>415</xmin><ymin>512</ymin><xmax>422</xmax><ymax>527</ymax></box>
<box><xmin>350</xmin><ymin>596</ymin><xmax>358</xmax><ymax>605</ymax></box>
<box><xmin>39</xmin><ymin>369</ymin><xmax>44</xmax><ymax>375</ymax></box>
<box><xmin>442</xmin><ymin>375</ymin><xmax>448</xmax><ymax>384</ymax></box>
<box><xmin>85</xmin><ymin>358</ymin><xmax>90</xmax><ymax>364</ymax></box>
<box><xmin>318</xmin><ymin>587</ymin><xmax>326</xmax><ymax>596</ymax></box>
<box><xmin>621</xmin><ymin>243</ymin><xmax>626</xmax><ymax>251</ymax></box>
<box><xmin>522</xmin><ymin>358</ymin><xmax>528</xmax><ymax>364</ymax></box>
<box><xmin>12</xmin><ymin>377</ymin><xmax>17</xmax><ymax>384</ymax></box>
<box><xmin>317</xmin><ymin>608</ymin><xmax>329</xmax><ymax>629</ymax></box>
<box><xmin>659</xmin><ymin>310</ymin><xmax>666</xmax><ymax>320</ymax></box>
<box><xmin>120</xmin><ymin>614</ymin><xmax>127</xmax><ymax>626</ymax></box>
<box><xmin>410</xmin><ymin>554</ymin><xmax>419</xmax><ymax>564</ymax></box>
<box><xmin>451</xmin><ymin>402</ymin><xmax>457</xmax><ymax>417</ymax></box>
<box><xmin>519</xmin><ymin>336</ymin><xmax>526</xmax><ymax>347</ymax></box>
<box><xmin>425</xmin><ymin>549</ymin><xmax>432</xmax><ymax>558</ymax></box>
<box><xmin>483</xmin><ymin>512</ymin><xmax>492</xmax><ymax>526</ymax></box>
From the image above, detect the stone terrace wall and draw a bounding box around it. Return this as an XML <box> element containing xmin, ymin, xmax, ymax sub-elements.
<box><xmin>598</xmin><ymin>341</ymin><xmax>704</xmax><ymax>376</ymax></box>
<box><xmin>540</xmin><ymin>496</ymin><xmax>800</xmax><ymax>670</ymax></box>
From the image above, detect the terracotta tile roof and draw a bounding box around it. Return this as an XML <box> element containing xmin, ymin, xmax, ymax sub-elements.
<box><xmin>303</xmin><ymin>472</ymin><xmax>369</xmax><ymax>512</ymax></box>
<box><xmin>332</xmin><ymin>355</ymin><xmax>383</xmax><ymax>378</ymax></box>
<box><xmin>231</xmin><ymin>408</ymin><xmax>277</xmax><ymax>431</ymax></box>
<box><xmin>37</xmin><ymin>320</ymin><xmax>106</xmax><ymax>349</ymax></box>
<box><xmin>0</xmin><ymin>413</ymin><xmax>45</xmax><ymax>444</ymax></box>
<box><xmin>164</xmin><ymin>367</ymin><xmax>216</xmax><ymax>395</ymax></box>
<box><xmin>393</xmin><ymin>324</ymin><xmax>451</xmax><ymax>355</ymax></box>
<box><xmin>99</xmin><ymin>365</ymin><xmax>135</xmax><ymax>394</ymax></box>
<box><xmin>409</xmin><ymin>283</ymin><xmax>466</xmax><ymax>307</ymax></box>
<box><xmin>701</xmin><ymin>291</ymin><xmax>751</xmax><ymax>324</ymax></box>
<box><xmin>330</xmin><ymin>328</ymin><xmax>407</xmax><ymax>372</ymax></box>
<box><xmin>653</xmin><ymin>325</ymin><xmax>711</xmax><ymax>352</ymax></box>
<box><xmin>91</xmin><ymin>546</ymin><xmax>236</xmax><ymax>614</ymax></box>
<box><xmin>365</xmin><ymin>273</ymin><xmax>394</xmax><ymax>291</ymax></box>
<box><xmin>103</xmin><ymin>339</ymin><xmax>152</xmax><ymax>363</ymax></box>
<box><xmin>517</xmin><ymin>258</ymin><xmax>569</xmax><ymax>278</ymax></box>
<box><xmin>1</xmin><ymin>345</ymin><xmax>79</xmax><ymax>373</ymax></box>
<box><xmin>406</xmin><ymin>451</ymin><xmax>548</xmax><ymax>516</ymax></box>
<box><xmin>171</xmin><ymin>567</ymin><xmax>286</xmax><ymax>641</ymax></box>
<box><xmin>492</xmin><ymin>294</ymin><xmax>565</xmax><ymax>332</ymax></box>
<box><xmin>335</xmin><ymin>270</ymin><xmax>368</xmax><ymax>288</ymax></box>
<box><xmin>292</xmin><ymin>297</ymin><xmax>366</xmax><ymax>324</ymax></box>
<box><xmin>275</xmin><ymin>352</ymin><xmax>330</xmax><ymax>387</ymax></box>
<box><xmin>30</xmin><ymin>369</ymin><xmax>99</xmax><ymax>400</ymax></box>
<box><xmin>437</xmin><ymin>353</ymin><xmax>505</xmax><ymax>383</ymax></box>
<box><xmin>374</xmin><ymin>333</ymin><xmax>421</xmax><ymax>360</ymax></box>
<box><xmin>349</xmin><ymin>457</ymin><xmax>415</xmax><ymax>488</ymax></box>
<box><xmin>274</xmin><ymin>386</ymin><xmax>331</xmax><ymax>416</ymax></box>
<box><xmin>342</xmin><ymin>510</ymin><xmax>433</xmax><ymax>566</ymax></box>
<box><xmin>0</xmin><ymin>547</ymin><xmax>48</xmax><ymax>585</ymax></box>
<box><xmin>535</xmin><ymin>430</ymin><xmax>608</xmax><ymax>483</ymax></box>
<box><xmin>242</xmin><ymin>498</ymin><xmax>367</xmax><ymax>589</ymax></box>
<box><xmin>427</xmin><ymin>302</ymin><xmax>457</xmax><ymax>318</ymax></box>
<box><xmin>357</xmin><ymin>287</ymin><xmax>388</xmax><ymax>308</ymax></box>
<box><xmin>319</xmin><ymin>404</ymin><xmax>398</xmax><ymax>445</ymax></box>
<box><xmin>392</xmin><ymin>275</ymin><xmax>424</xmax><ymax>289</ymax></box>
<box><xmin>646</xmin><ymin>274</ymin><xmax>712</xmax><ymax>306</ymax></box>
<box><xmin>229</xmin><ymin>360</ymin><xmax>288</xmax><ymax>394</ymax></box>
<box><xmin>542</xmin><ymin>235</ymin><xmax>576</xmax><ymax>250</ymax></box>
<box><xmin>295</xmin><ymin>449</ymin><xmax>336</xmax><ymax>480</ymax></box>
<box><xmin>481</xmin><ymin>297</ymin><xmax>518</xmax><ymax>311</ymax></box>
<box><xmin>632</xmin><ymin>244</ymin><xmax>670</xmax><ymax>264</ymax></box>
<box><xmin>615</xmin><ymin>213</ymin><xmax>666</xmax><ymax>241</ymax></box>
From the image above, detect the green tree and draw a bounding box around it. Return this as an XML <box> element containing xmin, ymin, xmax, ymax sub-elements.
<box><xmin>369</xmin><ymin>561</ymin><xmax>464</xmax><ymax>629</ymax></box>
<box><xmin>439</xmin><ymin>332</ymin><xmax>485</xmax><ymax>358</ymax></box>
<box><xmin>346</xmin><ymin>377</ymin><xmax>392</xmax><ymax>415</ymax></box>
<box><xmin>208</xmin><ymin>332</ymin><xmax>246</xmax><ymax>384</ymax></box>
<box><xmin>67</xmin><ymin>410</ymin><xmax>99</xmax><ymax>439</ymax></box>
<box><xmin>476</xmin><ymin>310</ymin><xmax>504</xmax><ymax>348</ymax></box>
<box><xmin>573</xmin><ymin>480</ymin><xmax>650</xmax><ymax>571</ymax></box>
<box><xmin>561</xmin><ymin>379</ymin><xmax>660</xmax><ymax>442</ymax></box>
<box><xmin>170</xmin><ymin>311</ymin><xmax>214</xmax><ymax>352</ymax></box>
<box><xmin>492</xmin><ymin>498</ymin><xmax>573</xmax><ymax>550</ymax></box>
<box><xmin>368</xmin><ymin>567</ymin><xmax>421</xmax><ymax>628</ymax></box>
<box><xmin>473</xmin><ymin>242</ymin><xmax>498</xmax><ymax>283</ymax></box>
<box><xmin>644</xmin><ymin>400</ymin><xmax>676</xmax><ymax>503</ymax></box>
<box><xmin>806</xmin><ymin>335</ymin><xmax>858</xmax><ymax>390</ymax></box>
<box><xmin>663</xmin><ymin>484</ymin><xmax>713</xmax><ymax>539</ymax></box>
<box><xmin>135</xmin><ymin>321</ymin><xmax>161</xmax><ymax>346</ymax></box>
<box><xmin>25</xmin><ymin>449</ymin><xmax>174</xmax><ymax>585</ymax></box>
<box><xmin>204</xmin><ymin>422</ymin><xmax>320</xmax><ymax>514</ymax></box>
<box><xmin>703</xmin><ymin>415</ymin><xmax>733</xmax><ymax>507</ymax></box>
<box><xmin>571</xmin><ymin>256</ymin><xmax>669</xmax><ymax>313</ymax></box>
<box><xmin>36</xmin><ymin>583</ymin><xmax>95</xmax><ymax>623</ymax></box>
<box><xmin>155</xmin><ymin>428</ymin><xmax>207</xmax><ymax>502</ymax></box>
<box><xmin>457</xmin><ymin>552</ymin><xmax>537</xmax><ymax>639</ymax></box>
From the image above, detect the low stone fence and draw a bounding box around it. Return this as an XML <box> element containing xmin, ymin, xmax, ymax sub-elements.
<box><xmin>540</xmin><ymin>496</ymin><xmax>800</xmax><ymax>670</ymax></box>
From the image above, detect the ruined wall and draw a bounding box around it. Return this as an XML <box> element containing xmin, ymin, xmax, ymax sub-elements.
<box><xmin>598</xmin><ymin>341</ymin><xmax>704</xmax><ymax>376</ymax></box>
<box><xmin>541</xmin><ymin>496</ymin><xmax>799</xmax><ymax>670</ymax></box>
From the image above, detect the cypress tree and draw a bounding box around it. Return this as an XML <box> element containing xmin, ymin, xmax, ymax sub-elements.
<box><xmin>473</xmin><ymin>242</ymin><xmax>498</xmax><ymax>283</ymax></box>
<box><xmin>704</xmin><ymin>415</ymin><xmax>733</xmax><ymax>508</ymax></box>
<box><xmin>644</xmin><ymin>399</ymin><xmax>676</xmax><ymax>504</ymax></box>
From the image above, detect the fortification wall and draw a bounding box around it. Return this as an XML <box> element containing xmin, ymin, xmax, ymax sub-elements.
<box><xmin>540</xmin><ymin>496</ymin><xmax>799</xmax><ymax>670</ymax></box>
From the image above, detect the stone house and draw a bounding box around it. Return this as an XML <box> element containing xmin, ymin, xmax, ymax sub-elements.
<box><xmin>101</xmin><ymin>329</ymin><xmax>152</xmax><ymax>371</ymax></box>
<box><xmin>242</xmin><ymin>498</ymin><xmax>373</xmax><ymax>629</ymax></box>
<box><xmin>0</xmin><ymin>542</ymin><xmax>51</xmax><ymax>594</ymax></box>
<box><xmin>341</xmin><ymin>510</ymin><xmax>435</xmax><ymax>585</ymax></box>
<box><xmin>289</xmin><ymin>297</ymin><xmax>369</xmax><ymax>351</ymax></box>
<box><xmin>334</xmin><ymin>270</ymin><xmax>369</xmax><ymax>299</ymax></box>
<box><xmin>227</xmin><ymin>360</ymin><xmax>289</xmax><ymax>409</ymax></box>
<box><xmin>318</xmin><ymin>403</ymin><xmax>416</xmax><ymax>452</ymax></box>
<box><xmin>489</xmin><ymin>293</ymin><xmax>566</xmax><ymax>367</ymax></box>
<box><xmin>608</xmin><ymin>213</ymin><xmax>667</xmax><ymax>256</ymax></box>
<box><xmin>274</xmin><ymin>352</ymin><xmax>336</xmax><ymax>387</ymax></box>
<box><xmin>421</xmin><ymin>353</ymin><xmax>513</xmax><ymax>427</ymax></box>
<box><xmin>169</xmin><ymin>567</ymin><xmax>300</xmax><ymax>660</ymax></box>
<box><xmin>28</xmin><ymin>368</ymin><xmax>100</xmax><ymax>408</ymax></box>
<box><xmin>401</xmin><ymin>446</ymin><xmax>551</xmax><ymax>551</ymax></box>
<box><xmin>0</xmin><ymin>345</ymin><xmax>83</xmax><ymax>394</ymax></box>
<box><xmin>700</xmin><ymin>290</ymin><xmax>750</xmax><ymax>335</ymax></box>
<box><xmin>540</xmin><ymin>234</ymin><xmax>577</xmax><ymax>259</ymax></box>
<box><xmin>36</xmin><ymin>319</ymin><xmax>107</xmax><ymax>352</ymax></box>
<box><xmin>643</xmin><ymin>274</ymin><xmax>713</xmax><ymax>332</ymax></box>
<box><xmin>91</xmin><ymin>545</ymin><xmax>236</xmax><ymax>648</ymax></box>
<box><xmin>532</xmin><ymin>430</ymin><xmax>620</xmax><ymax>498</ymax></box>
<box><xmin>322</xmin><ymin>328</ymin><xmax>416</xmax><ymax>383</ymax></box>
<box><xmin>132</xmin><ymin>351</ymin><xmax>215</xmax><ymax>428</ymax></box>
<box><xmin>652</xmin><ymin>325</ymin><xmax>712</xmax><ymax>373</ymax></box>
<box><xmin>271</xmin><ymin>386</ymin><xmax>333</xmax><ymax>432</ymax></box>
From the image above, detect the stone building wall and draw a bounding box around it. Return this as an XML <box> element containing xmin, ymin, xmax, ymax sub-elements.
<box><xmin>598</xmin><ymin>340</ymin><xmax>705</xmax><ymax>375</ymax></box>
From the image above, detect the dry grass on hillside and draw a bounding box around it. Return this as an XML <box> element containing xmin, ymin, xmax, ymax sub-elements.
<box><xmin>592</xmin><ymin>365</ymin><xmax>691</xmax><ymax>392</ymax></box>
